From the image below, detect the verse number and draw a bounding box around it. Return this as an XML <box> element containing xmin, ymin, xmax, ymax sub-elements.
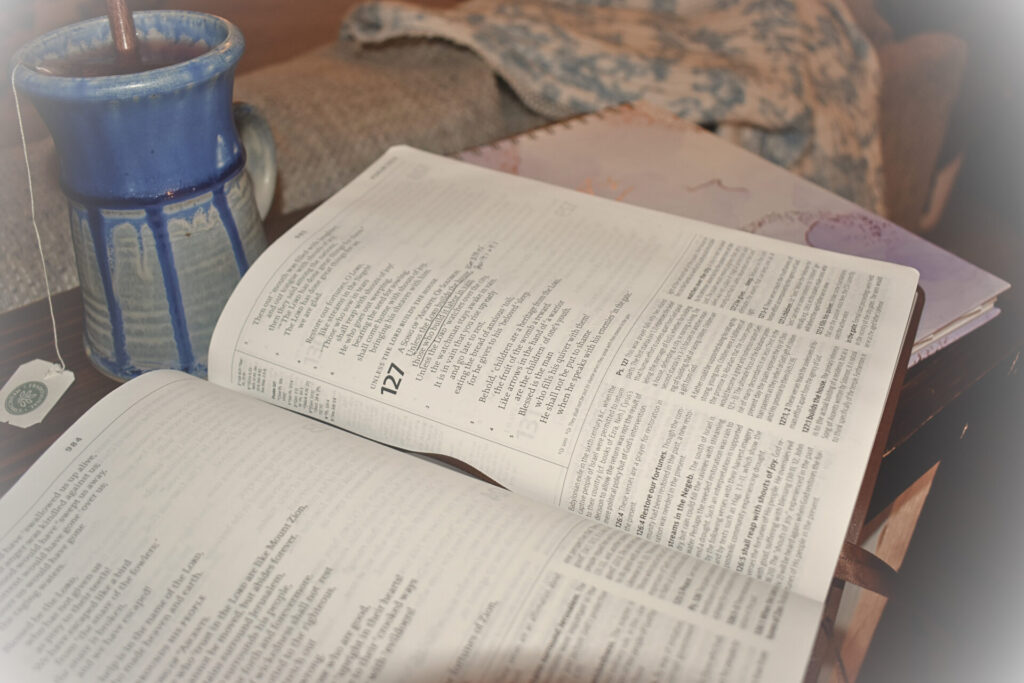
<box><xmin>380</xmin><ymin>363</ymin><xmax>405</xmax><ymax>396</ymax></box>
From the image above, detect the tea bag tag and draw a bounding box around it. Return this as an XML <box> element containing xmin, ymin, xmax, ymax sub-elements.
<box><xmin>7</xmin><ymin>71</ymin><xmax>76</xmax><ymax>428</ymax></box>
<box><xmin>0</xmin><ymin>360</ymin><xmax>75</xmax><ymax>428</ymax></box>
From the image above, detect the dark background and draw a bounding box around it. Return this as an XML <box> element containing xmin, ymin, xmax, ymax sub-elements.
<box><xmin>861</xmin><ymin>1</ymin><xmax>1024</xmax><ymax>681</ymax></box>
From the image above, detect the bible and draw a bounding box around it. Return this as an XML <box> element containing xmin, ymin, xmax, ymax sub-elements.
<box><xmin>0</xmin><ymin>146</ymin><xmax>921</xmax><ymax>681</ymax></box>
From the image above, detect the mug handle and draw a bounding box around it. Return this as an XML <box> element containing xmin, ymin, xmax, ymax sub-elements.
<box><xmin>233</xmin><ymin>102</ymin><xmax>277</xmax><ymax>220</ymax></box>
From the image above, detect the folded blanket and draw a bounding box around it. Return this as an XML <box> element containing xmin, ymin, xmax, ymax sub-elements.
<box><xmin>345</xmin><ymin>0</ymin><xmax>885</xmax><ymax>214</ymax></box>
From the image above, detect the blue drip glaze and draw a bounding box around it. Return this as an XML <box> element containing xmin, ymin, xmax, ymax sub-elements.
<box><xmin>57</xmin><ymin>155</ymin><xmax>246</xmax><ymax>209</ymax></box>
<box><xmin>212</xmin><ymin>183</ymin><xmax>249</xmax><ymax>275</ymax></box>
<box><xmin>91</xmin><ymin>347</ymin><xmax>142</xmax><ymax>381</ymax></box>
<box><xmin>134</xmin><ymin>223</ymin><xmax>146</xmax><ymax>263</ymax></box>
<box><xmin>146</xmin><ymin>206</ymin><xmax>196</xmax><ymax>371</ymax></box>
<box><xmin>86</xmin><ymin>207</ymin><xmax>130</xmax><ymax>373</ymax></box>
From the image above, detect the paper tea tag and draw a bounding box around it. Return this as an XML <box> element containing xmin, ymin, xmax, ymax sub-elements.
<box><xmin>0</xmin><ymin>359</ymin><xmax>75</xmax><ymax>428</ymax></box>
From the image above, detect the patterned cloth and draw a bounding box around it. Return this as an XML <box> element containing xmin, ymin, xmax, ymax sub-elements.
<box><xmin>344</xmin><ymin>0</ymin><xmax>885</xmax><ymax>214</ymax></box>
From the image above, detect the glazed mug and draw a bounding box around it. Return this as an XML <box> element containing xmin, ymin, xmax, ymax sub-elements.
<box><xmin>13</xmin><ymin>11</ymin><xmax>275</xmax><ymax>381</ymax></box>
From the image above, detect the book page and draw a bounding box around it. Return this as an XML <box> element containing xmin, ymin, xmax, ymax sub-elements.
<box><xmin>209</xmin><ymin>146</ymin><xmax>919</xmax><ymax>602</ymax></box>
<box><xmin>0</xmin><ymin>371</ymin><xmax>821</xmax><ymax>682</ymax></box>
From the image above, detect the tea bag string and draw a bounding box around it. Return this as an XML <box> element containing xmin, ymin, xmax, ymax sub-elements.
<box><xmin>11</xmin><ymin>70</ymin><xmax>68</xmax><ymax>372</ymax></box>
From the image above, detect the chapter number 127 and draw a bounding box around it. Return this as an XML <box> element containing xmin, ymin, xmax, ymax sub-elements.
<box><xmin>380</xmin><ymin>363</ymin><xmax>405</xmax><ymax>396</ymax></box>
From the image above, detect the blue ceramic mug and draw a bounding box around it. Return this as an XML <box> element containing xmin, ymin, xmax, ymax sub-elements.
<box><xmin>13</xmin><ymin>11</ymin><xmax>275</xmax><ymax>381</ymax></box>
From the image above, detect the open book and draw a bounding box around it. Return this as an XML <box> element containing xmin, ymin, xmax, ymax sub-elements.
<box><xmin>0</xmin><ymin>147</ymin><xmax>920</xmax><ymax>681</ymax></box>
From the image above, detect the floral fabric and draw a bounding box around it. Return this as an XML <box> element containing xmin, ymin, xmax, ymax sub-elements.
<box><xmin>344</xmin><ymin>0</ymin><xmax>885</xmax><ymax>213</ymax></box>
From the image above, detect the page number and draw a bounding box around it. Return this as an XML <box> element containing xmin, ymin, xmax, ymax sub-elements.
<box><xmin>380</xmin><ymin>363</ymin><xmax>405</xmax><ymax>396</ymax></box>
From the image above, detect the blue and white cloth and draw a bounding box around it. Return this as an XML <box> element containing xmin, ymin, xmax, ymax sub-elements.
<box><xmin>344</xmin><ymin>0</ymin><xmax>885</xmax><ymax>214</ymax></box>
